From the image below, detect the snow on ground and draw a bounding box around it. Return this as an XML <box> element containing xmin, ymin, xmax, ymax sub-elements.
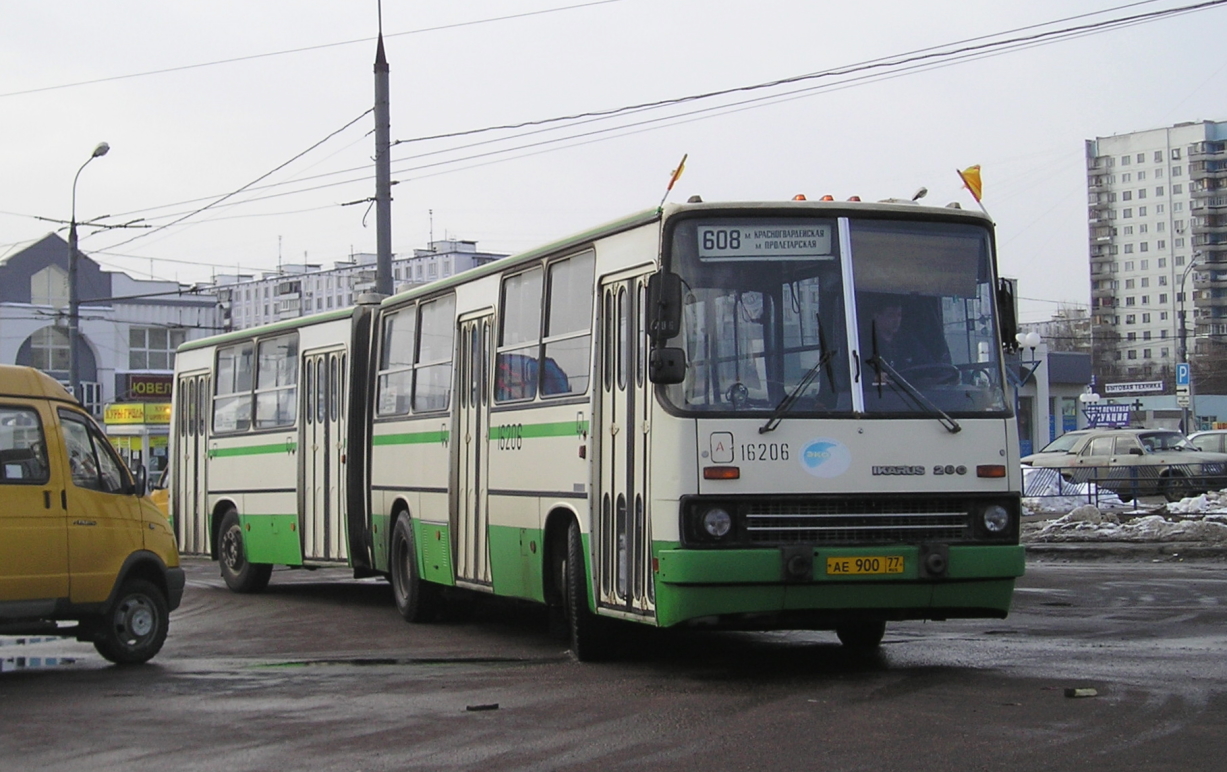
<box><xmin>1021</xmin><ymin>467</ymin><xmax>1227</xmax><ymax>543</ymax></box>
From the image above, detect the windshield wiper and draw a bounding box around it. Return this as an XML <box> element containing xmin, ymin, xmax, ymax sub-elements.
<box><xmin>866</xmin><ymin>353</ymin><xmax>962</xmax><ymax>434</ymax></box>
<box><xmin>760</xmin><ymin>321</ymin><xmax>836</xmax><ymax>434</ymax></box>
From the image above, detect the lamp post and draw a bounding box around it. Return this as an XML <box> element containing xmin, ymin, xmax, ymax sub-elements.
<box><xmin>1014</xmin><ymin>331</ymin><xmax>1048</xmax><ymax>449</ymax></box>
<box><xmin>68</xmin><ymin>141</ymin><xmax>110</xmax><ymax>406</ymax></box>
<box><xmin>1178</xmin><ymin>252</ymin><xmax>1202</xmax><ymax>433</ymax></box>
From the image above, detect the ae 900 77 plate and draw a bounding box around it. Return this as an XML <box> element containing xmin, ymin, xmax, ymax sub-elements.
<box><xmin>825</xmin><ymin>555</ymin><xmax>904</xmax><ymax>575</ymax></box>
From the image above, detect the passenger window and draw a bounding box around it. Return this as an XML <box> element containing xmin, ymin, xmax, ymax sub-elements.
<box><xmin>377</xmin><ymin>308</ymin><xmax>416</xmax><ymax>416</ymax></box>
<box><xmin>496</xmin><ymin>268</ymin><xmax>544</xmax><ymax>402</ymax></box>
<box><xmin>254</xmin><ymin>334</ymin><xmax>299</xmax><ymax>429</ymax></box>
<box><xmin>413</xmin><ymin>295</ymin><xmax>456</xmax><ymax>412</ymax></box>
<box><xmin>542</xmin><ymin>252</ymin><xmax>595</xmax><ymax>397</ymax></box>
<box><xmin>1116</xmin><ymin>438</ymin><xmax>1143</xmax><ymax>455</ymax></box>
<box><xmin>0</xmin><ymin>406</ymin><xmax>50</xmax><ymax>484</ymax></box>
<box><xmin>1086</xmin><ymin>437</ymin><xmax>1114</xmax><ymax>456</ymax></box>
<box><xmin>59</xmin><ymin>411</ymin><xmax>127</xmax><ymax>493</ymax></box>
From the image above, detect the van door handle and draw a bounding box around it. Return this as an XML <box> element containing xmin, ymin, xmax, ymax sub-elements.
<box><xmin>44</xmin><ymin>490</ymin><xmax>51</xmax><ymax>509</ymax></box>
<box><xmin>73</xmin><ymin>520</ymin><xmax>97</xmax><ymax>527</ymax></box>
<box><xmin>61</xmin><ymin>490</ymin><xmax>67</xmax><ymax>510</ymax></box>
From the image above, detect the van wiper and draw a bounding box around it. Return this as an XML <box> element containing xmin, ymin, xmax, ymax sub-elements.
<box><xmin>865</xmin><ymin>354</ymin><xmax>962</xmax><ymax>434</ymax></box>
<box><xmin>760</xmin><ymin>321</ymin><xmax>836</xmax><ymax>434</ymax></box>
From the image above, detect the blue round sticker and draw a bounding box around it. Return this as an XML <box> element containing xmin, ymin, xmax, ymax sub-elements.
<box><xmin>799</xmin><ymin>438</ymin><xmax>851</xmax><ymax>478</ymax></box>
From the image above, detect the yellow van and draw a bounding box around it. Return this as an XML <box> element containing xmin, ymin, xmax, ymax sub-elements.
<box><xmin>0</xmin><ymin>365</ymin><xmax>183</xmax><ymax>664</ymax></box>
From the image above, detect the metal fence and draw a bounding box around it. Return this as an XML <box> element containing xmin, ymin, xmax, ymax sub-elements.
<box><xmin>1022</xmin><ymin>464</ymin><xmax>1226</xmax><ymax>509</ymax></box>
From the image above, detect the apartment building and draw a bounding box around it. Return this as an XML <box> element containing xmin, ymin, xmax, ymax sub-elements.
<box><xmin>1086</xmin><ymin>119</ymin><xmax>1227</xmax><ymax>385</ymax></box>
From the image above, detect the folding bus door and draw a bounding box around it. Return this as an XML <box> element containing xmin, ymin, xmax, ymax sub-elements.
<box><xmin>451</xmin><ymin>313</ymin><xmax>493</xmax><ymax>587</ymax></box>
<box><xmin>174</xmin><ymin>371</ymin><xmax>210</xmax><ymax>554</ymax></box>
<box><xmin>301</xmin><ymin>348</ymin><xmax>348</xmax><ymax>561</ymax></box>
<box><xmin>595</xmin><ymin>272</ymin><xmax>654</xmax><ymax>616</ymax></box>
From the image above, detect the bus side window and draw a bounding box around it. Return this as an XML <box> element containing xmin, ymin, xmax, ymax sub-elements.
<box><xmin>541</xmin><ymin>251</ymin><xmax>594</xmax><ymax>397</ymax></box>
<box><xmin>495</xmin><ymin>268</ymin><xmax>543</xmax><ymax>402</ymax></box>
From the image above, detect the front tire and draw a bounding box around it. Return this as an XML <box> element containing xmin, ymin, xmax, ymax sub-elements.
<box><xmin>836</xmin><ymin>620</ymin><xmax>886</xmax><ymax>651</ymax></box>
<box><xmin>390</xmin><ymin>513</ymin><xmax>439</xmax><ymax>623</ymax></box>
<box><xmin>562</xmin><ymin>520</ymin><xmax>610</xmax><ymax>661</ymax></box>
<box><xmin>91</xmin><ymin>579</ymin><xmax>169</xmax><ymax>665</ymax></box>
<box><xmin>1162</xmin><ymin>471</ymin><xmax>1195</xmax><ymax>503</ymax></box>
<box><xmin>218</xmin><ymin>508</ymin><xmax>272</xmax><ymax>593</ymax></box>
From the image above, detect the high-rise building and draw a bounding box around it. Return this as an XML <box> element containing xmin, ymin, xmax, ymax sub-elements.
<box><xmin>1085</xmin><ymin>119</ymin><xmax>1227</xmax><ymax>388</ymax></box>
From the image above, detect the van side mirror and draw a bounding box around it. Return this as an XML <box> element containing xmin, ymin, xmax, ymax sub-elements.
<box><xmin>132</xmin><ymin>464</ymin><xmax>148</xmax><ymax>497</ymax></box>
<box><xmin>649</xmin><ymin>347</ymin><xmax>687</xmax><ymax>384</ymax></box>
<box><xmin>647</xmin><ymin>272</ymin><xmax>683</xmax><ymax>342</ymax></box>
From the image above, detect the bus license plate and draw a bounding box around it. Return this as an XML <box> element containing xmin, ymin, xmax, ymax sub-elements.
<box><xmin>826</xmin><ymin>556</ymin><xmax>904</xmax><ymax>576</ymax></box>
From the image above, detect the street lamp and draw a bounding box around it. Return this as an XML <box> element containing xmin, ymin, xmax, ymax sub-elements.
<box><xmin>1178</xmin><ymin>251</ymin><xmax>1202</xmax><ymax>433</ymax></box>
<box><xmin>68</xmin><ymin>141</ymin><xmax>110</xmax><ymax>407</ymax></box>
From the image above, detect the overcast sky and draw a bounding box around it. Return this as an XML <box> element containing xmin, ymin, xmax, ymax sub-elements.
<box><xmin>2</xmin><ymin>0</ymin><xmax>1225</xmax><ymax>322</ymax></box>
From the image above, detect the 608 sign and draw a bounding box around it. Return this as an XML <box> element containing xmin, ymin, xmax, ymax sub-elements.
<box><xmin>702</xmin><ymin>228</ymin><xmax>742</xmax><ymax>251</ymax></box>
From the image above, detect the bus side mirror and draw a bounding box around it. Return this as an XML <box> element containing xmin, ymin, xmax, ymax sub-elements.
<box><xmin>649</xmin><ymin>348</ymin><xmax>687</xmax><ymax>384</ymax></box>
<box><xmin>996</xmin><ymin>278</ymin><xmax>1018</xmax><ymax>353</ymax></box>
<box><xmin>647</xmin><ymin>272</ymin><xmax>683</xmax><ymax>342</ymax></box>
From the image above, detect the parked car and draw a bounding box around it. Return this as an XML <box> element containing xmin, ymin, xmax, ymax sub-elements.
<box><xmin>1188</xmin><ymin>430</ymin><xmax>1227</xmax><ymax>454</ymax></box>
<box><xmin>0</xmin><ymin>365</ymin><xmax>183</xmax><ymax>664</ymax></box>
<box><xmin>1021</xmin><ymin>427</ymin><xmax>1227</xmax><ymax>502</ymax></box>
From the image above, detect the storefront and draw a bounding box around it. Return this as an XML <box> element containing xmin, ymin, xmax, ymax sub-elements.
<box><xmin>104</xmin><ymin>375</ymin><xmax>173</xmax><ymax>476</ymax></box>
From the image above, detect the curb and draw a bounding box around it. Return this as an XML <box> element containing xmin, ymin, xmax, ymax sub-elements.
<box><xmin>1024</xmin><ymin>541</ymin><xmax>1227</xmax><ymax>561</ymax></box>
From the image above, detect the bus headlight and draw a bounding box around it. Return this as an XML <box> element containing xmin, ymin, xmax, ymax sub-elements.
<box><xmin>982</xmin><ymin>505</ymin><xmax>1010</xmax><ymax>534</ymax></box>
<box><xmin>702</xmin><ymin>508</ymin><xmax>733</xmax><ymax>538</ymax></box>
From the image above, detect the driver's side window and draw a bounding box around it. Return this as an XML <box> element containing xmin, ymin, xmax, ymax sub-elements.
<box><xmin>59</xmin><ymin>410</ymin><xmax>128</xmax><ymax>494</ymax></box>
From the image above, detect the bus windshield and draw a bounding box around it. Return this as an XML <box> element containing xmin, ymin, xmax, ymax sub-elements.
<box><xmin>663</xmin><ymin>215</ymin><xmax>1007</xmax><ymax>417</ymax></box>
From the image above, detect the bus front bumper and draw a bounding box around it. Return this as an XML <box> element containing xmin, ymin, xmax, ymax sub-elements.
<box><xmin>652</xmin><ymin>544</ymin><xmax>1025</xmax><ymax>629</ymax></box>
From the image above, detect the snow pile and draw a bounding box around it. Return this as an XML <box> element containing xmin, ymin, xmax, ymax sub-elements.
<box><xmin>1166</xmin><ymin>490</ymin><xmax>1227</xmax><ymax>515</ymax></box>
<box><xmin>1021</xmin><ymin>466</ymin><xmax>1124</xmax><ymax>514</ymax></box>
<box><xmin>1024</xmin><ymin>504</ymin><xmax>1227</xmax><ymax>543</ymax></box>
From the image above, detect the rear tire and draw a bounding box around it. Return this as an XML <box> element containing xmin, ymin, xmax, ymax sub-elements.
<box><xmin>836</xmin><ymin>620</ymin><xmax>886</xmax><ymax>651</ymax></box>
<box><xmin>218</xmin><ymin>508</ymin><xmax>272</xmax><ymax>593</ymax></box>
<box><xmin>562</xmin><ymin>520</ymin><xmax>610</xmax><ymax>661</ymax></box>
<box><xmin>390</xmin><ymin>513</ymin><xmax>439</xmax><ymax>623</ymax></box>
<box><xmin>91</xmin><ymin>579</ymin><xmax>169</xmax><ymax>665</ymax></box>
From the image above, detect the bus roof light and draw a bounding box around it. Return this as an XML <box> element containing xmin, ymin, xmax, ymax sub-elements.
<box><xmin>703</xmin><ymin>466</ymin><xmax>740</xmax><ymax>480</ymax></box>
<box><xmin>847</xmin><ymin>196</ymin><xmax>861</xmax><ymax>201</ymax></box>
<box><xmin>792</xmin><ymin>194</ymin><xmax>807</xmax><ymax>201</ymax></box>
<box><xmin>820</xmin><ymin>195</ymin><xmax>834</xmax><ymax>201</ymax></box>
<box><xmin>977</xmin><ymin>465</ymin><xmax>1007</xmax><ymax>478</ymax></box>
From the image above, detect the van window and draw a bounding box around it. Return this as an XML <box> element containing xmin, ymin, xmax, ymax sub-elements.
<box><xmin>59</xmin><ymin>410</ymin><xmax>127</xmax><ymax>494</ymax></box>
<box><xmin>0</xmin><ymin>406</ymin><xmax>50</xmax><ymax>484</ymax></box>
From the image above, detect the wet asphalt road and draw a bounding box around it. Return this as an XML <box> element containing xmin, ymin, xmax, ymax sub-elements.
<box><xmin>3</xmin><ymin>556</ymin><xmax>1227</xmax><ymax>771</ymax></box>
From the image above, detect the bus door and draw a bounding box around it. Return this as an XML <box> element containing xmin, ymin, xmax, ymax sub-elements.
<box><xmin>174</xmin><ymin>371</ymin><xmax>210</xmax><ymax>554</ymax></box>
<box><xmin>301</xmin><ymin>348</ymin><xmax>348</xmax><ymax>562</ymax></box>
<box><xmin>452</xmin><ymin>312</ymin><xmax>493</xmax><ymax>587</ymax></box>
<box><xmin>595</xmin><ymin>272</ymin><xmax>654</xmax><ymax>616</ymax></box>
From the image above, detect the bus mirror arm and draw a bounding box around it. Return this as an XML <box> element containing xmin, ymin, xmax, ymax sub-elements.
<box><xmin>646</xmin><ymin>272</ymin><xmax>683</xmax><ymax>342</ymax></box>
<box><xmin>649</xmin><ymin>347</ymin><xmax>687</xmax><ymax>384</ymax></box>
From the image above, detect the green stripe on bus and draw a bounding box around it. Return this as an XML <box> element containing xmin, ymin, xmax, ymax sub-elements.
<box><xmin>209</xmin><ymin>442</ymin><xmax>297</xmax><ymax>458</ymax></box>
<box><xmin>487</xmin><ymin>420</ymin><xmax>590</xmax><ymax>440</ymax></box>
<box><xmin>372</xmin><ymin>430</ymin><xmax>449</xmax><ymax>446</ymax></box>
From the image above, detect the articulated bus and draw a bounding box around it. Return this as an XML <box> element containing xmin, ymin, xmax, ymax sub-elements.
<box><xmin>171</xmin><ymin>198</ymin><xmax>1025</xmax><ymax>659</ymax></box>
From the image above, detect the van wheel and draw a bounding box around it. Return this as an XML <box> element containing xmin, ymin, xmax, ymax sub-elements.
<box><xmin>92</xmin><ymin>579</ymin><xmax>169</xmax><ymax>665</ymax></box>
<box><xmin>219</xmin><ymin>508</ymin><xmax>272</xmax><ymax>593</ymax></box>
<box><xmin>390</xmin><ymin>513</ymin><xmax>439</xmax><ymax>623</ymax></box>
<box><xmin>836</xmin><ymin>620</ymin><xmax>886</xmax><ymax>651</ymax></box>
<box><xmin>561</xmin><ymin>520</ymin><xmax>611</xmax><ymax>661</ymax></box>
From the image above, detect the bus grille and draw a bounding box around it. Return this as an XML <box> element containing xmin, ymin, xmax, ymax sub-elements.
<box><xmin>743</xmin><ymin>499</ymin><xmax>970</xmax><ymax>545</ymax></box>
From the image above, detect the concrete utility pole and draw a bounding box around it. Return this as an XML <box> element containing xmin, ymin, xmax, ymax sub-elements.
<box><xmin>68</xmin><ymin>141</ymin><xmax>110</xmax><ymax>406</ymax></box>
<box><xmin>374</xmin><ymin>30</ymin><xmax>393</xmax><ymax>296</ymax></box>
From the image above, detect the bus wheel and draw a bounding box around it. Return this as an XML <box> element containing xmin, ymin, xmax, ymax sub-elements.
<box><xmin>91</xmin><ymin>579</ymin><xmax>169</xmax><ymax>665</ymax></box>
<box><xmin>562</xmin><ymin>520</ymin><xmax>609</xmax><ymax>662</ymax></box>
<box><xmin>390</xmin><ymin>514</ymin><xmax>438</xmax><ymax>623</ymax></box>
<box><xmin>836</xmin><ymin>620</ymin><xmax>886</xmax><ymax>651</ymax></box>
<box><xmin>218</xmin><ymin>509</ymin><xmax>272</xmax><ymax>593</ymax></box>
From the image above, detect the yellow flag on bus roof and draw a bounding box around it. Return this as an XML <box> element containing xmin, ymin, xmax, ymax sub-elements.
<box><xmin>958</xmin><ymin>165</ymin><xmax>983</xmax><ymax>203</ymax></box>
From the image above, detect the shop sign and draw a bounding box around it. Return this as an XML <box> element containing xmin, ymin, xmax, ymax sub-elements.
<box><xmin>129</xmin><ymin>374</ymin><xmax>174</xmax><ymax>401</ymax></box>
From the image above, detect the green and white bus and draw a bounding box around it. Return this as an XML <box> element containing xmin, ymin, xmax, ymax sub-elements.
<box><xmin>171</xmin><ymin>198</ymin><xmax>1026</xmax><ymax>658</ymax></box>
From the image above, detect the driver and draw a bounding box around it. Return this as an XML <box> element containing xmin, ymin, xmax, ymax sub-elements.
<box><xmin>865</xmin><ymin>298</ymin><xmax>949</xmax><ymax>378</ymax></box>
